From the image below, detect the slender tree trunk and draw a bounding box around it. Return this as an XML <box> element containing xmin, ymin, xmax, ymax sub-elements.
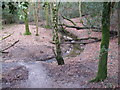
<box><xmin>52</xmin><ymin>3</ymin><xmax>64</xmax><ymax>65</ymax></box>
<box><xmin>50</xmin><ymin>2</ymin><xmax>55</xmax><ymax>41</ymax></box>
<box><xmin>90</xmin><ymin>2</ymin><xmax>111</xmax><ymax>82</ymax></box>
<box><xmin>33</xmin><ymin>3</ymin><xmax>40</xmax><ymax>36</ymax></box>
<box><xmin>45</xmin><ymin>3</ymin><xmax>50</xmax><ymax>28</ymax></box>
<box><xmin>79</xmin><ymin>0</ymin><xmax>82</xmax><ymax>19</ymax></box>
<box><xmin>24</xmin><ymin>10</ymin><xmax>31</xmax><ymax>35</ymax></box>
<box><xmin>118</xmin><ymin>2</ymin><xmax>120</xmax><ymax>45</ymax></box>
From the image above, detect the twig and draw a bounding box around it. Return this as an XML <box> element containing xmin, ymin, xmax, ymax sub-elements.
<box><xmin>1</xmin><ymin>32</ymin><xmax>14</xmax><ymax>40</ymax></box>
<box><xmin>0</xmin><ymin>40</ymin><xmax>19</xmax><ymax>53</ymax></box>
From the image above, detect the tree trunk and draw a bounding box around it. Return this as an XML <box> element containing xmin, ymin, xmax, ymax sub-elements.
<box><xmin>52</xmin><ymin>3</ymin><xmax>64</xmax><ymax>65</ymax></box>
<box><xmin>50</xmin><ymin>2</ymin><xmax>55</xmax><ymax>41</ymax></box>
<box><xmin>118</xmin><ymin>2</ymin><xmax>120</xmax><ymax>45</ymax></box>
<box><xmin>45</xmin><ymin>3</ymin><xmax>50</xmax><ymax>28</ymax></box>
<box><xmin>79</xmin><ymin>0</ymin><xmax>82</xmax><ymax>19</ymax></box>
<box><xmin>24</xmin><ymin>10</ymin><xmax>31</xmax><ymax>35</ymax></box>
<box><xmin>90</xmin><ymin>2</ymin><xmax>111</xmax><ymax>82</ymax></box>
<box><xmin>33</xmin><ymin>3</ymin><xmax>40</xmax><ymax>36</ymax></box>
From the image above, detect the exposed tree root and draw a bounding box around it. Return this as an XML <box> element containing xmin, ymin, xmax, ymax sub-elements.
<box><xmin>89</xmin><ymin>76</ymin><xmax>106</xmax><ymax>82</ymax></box>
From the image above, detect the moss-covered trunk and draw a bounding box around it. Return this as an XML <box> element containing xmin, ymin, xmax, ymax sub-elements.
<box><xmin>24</xmin><ymin>10</ymin><xmax>31</xmax><ymax>35</ymax></box>
<box><xmin>90</xmin><ymin>2</ymin><xmax>111</xmax><ymax>82</ymax></box>
<box><xmin>52</xmin><ymin>3</ymin><xmax>64</xmax><ymax>65</ymax></box>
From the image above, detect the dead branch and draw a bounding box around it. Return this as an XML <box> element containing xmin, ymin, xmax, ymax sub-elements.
<box><xmin>1</xmin><ymin>32</ymin><xmax>14</xmax><ymax>40</ymax></box>
<box><xmin>36</xmin><ymin>56</ymin><xmax>55</xmax><ymax>61</ymax></box>
<box><xmin>65</xmin><ymin>37</ymin><xmax>100</xmax><ymax>42</ymax></box>
<box><xmin>61</xmin><ymin>15</ymin><xmax>76</xmax><ymax>26</ymax></box>
<box><xmin>58</xmin><ymin>24</ymin><xmax>101</xmax><ymax>30</ymax></box>
<box><xmin>0</xmin><ymin>40</ymin><xmax>19</xmax><ymax>53</ymax></box>
<box><xmin>63</xmin><ymin>39</ymin><xmax>101</xmax><ymax>45</ymax></box>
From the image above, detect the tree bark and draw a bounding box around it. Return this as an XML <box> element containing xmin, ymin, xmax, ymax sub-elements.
<box><xmin>45</xmin><ymin>2</ymin><xmax>50</xmax><ymax>28</ymax></box>
<box><xmin>50</xmin><ymin>2</ymin><xmax>55</xmax><ymax>41</ymax></box>
<box><xmin>90</xmin><ymin>2</ymin><xmax>111</xmax><ymax>82</ymax></box>
<box><xmin>52</xmin><ymin>2</ymin><xmax>64</xmax><ymax>65</ymax></box>
<box><xmin>79</xmin><ymin>0</ymin><xmax>82</xmax><ymax>19</ymax></box>
<box><xmin>23</xmin><ymin>9</ymin><xmax>31</xmax><ymax>35</ymax></box>
<box><xmin>118</xmin><ymin>2</ymin><xmax>120</xmax><ymax>45</ymax></box>
<box><xmin>33</xmin><ymin>2</ymin><xmax>40</xmax><ymax>36</ymax></box>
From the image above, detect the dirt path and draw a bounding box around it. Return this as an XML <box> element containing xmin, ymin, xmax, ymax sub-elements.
<box><xmin>18</xmin><ymin>61</ymin><xmax>54</xmax><ymax>88</ymax></box>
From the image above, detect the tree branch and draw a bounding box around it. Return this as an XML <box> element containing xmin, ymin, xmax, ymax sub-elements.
<box><xmin>58</xmin><ymin>24</ymin><xmax>101</xmax><ymax>30</ymax></box>
<box><xmin>0</xmin><ymin>40</ymin><xmax>19</xmax><ymax>53</ymax></box>
<box><xmin>61</xmin><ymin>15</ymin><xmax>76</xmax><ymax>26</ymax></box>
<box><xmin>1</xmin><ymin>32</ymin><xmax>14</xmax><ymax>40</ymax></box>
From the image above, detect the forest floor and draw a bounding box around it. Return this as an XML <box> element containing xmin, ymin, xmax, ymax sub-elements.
<box><xmin>1</xmin><ymin>18</ymin><xmax>118</xmax><ymax>88</ymax></box>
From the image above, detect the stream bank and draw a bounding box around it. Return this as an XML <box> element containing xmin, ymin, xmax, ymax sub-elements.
<box><xmin>1</xmin><ymin>22</ymin><xmax>118</xmax><ymax>88</ymax></box>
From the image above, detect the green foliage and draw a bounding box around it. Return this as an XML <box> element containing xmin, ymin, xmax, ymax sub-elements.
<box><xmin>18</xmin><ymin>2</ymin><xmax>29</xmax><ymax>20</ymax></box>
<box><xmin>7</xmin><ymin>2</ymin><xmax>17</xmax><ymax>14</ymax></box>
<box><xmin>24</xmin><ymin>32</ymin><xmax>31</xmax><ymax>35</ymax></box>
<box><xmin>19</xmin><ymin>2</ymin><xmax>29</xmax><ymax>10</ymax></box>
<box><xmin>2</xmin><ymin>2</ymin><xmax>19</xmax><ymax>24</ymax></box>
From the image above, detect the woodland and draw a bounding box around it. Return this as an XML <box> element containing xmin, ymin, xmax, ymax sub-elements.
<box><xmin>0</xmin><ymin>1</ymin><xmax>119</xmax><ymax>89</ymax></box>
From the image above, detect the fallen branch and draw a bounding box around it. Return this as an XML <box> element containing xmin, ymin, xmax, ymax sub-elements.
<box><xmin>65</xmin><ymin>37</ymin><xmax>100</xmax><ymax>42</ymax></box>
<box><xmin>1</xmin><ymin>32</ymin><xmax>14</xmax><ymax>40</ymax></box>
<box><xmin>1</xmin><ymin>51</ymin><xmax>9</xmax><ymax>53</ymax></box>
<box><xmin>0</xmin><ymin>40</ymin><xmax>19</xmax><ymax>53</ymax></box>
<box><xmin>61</xmin><ymin>15</ymin><xmax>76</xmax><ymax>26</ymax></box>
<box><xmin>59</xmin><ymin>24</ymin><xmax>101</xmax><ymax>30</ymax></box>
<box><xmin>36</xmin><ymin>56</ymin><xmax>55</xmax><ymax>61</ymax></box>
<box><xmin>63</xmin><ymin>39</ymin><xmax>101</xmax><ymax>45</ymax></box>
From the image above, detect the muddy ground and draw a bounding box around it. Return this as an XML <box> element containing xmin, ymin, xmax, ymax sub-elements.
<box><xmin>1</xmin><ymin>18</ymin><xmax>119</xmax><ymax>88</ymax></box>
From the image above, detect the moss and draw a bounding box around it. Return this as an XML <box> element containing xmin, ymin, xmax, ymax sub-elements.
<box><xmin>24</xmin><ymin>32</ymin><xmax>31</xmax><ymax>35</ymax></box>
<box><xmin>56</xmin><ymin>55</ymin><xmax>64</xmax><ymax>65</ymax></box>
<box><xmin>52</xmin><ymin>3</ymin><xmax>65</xmax><ymax>65</ymax></box>
<box><xmin>90</xmin><ymin>2</ymin><xmax>111</xmax><ymax>82</ymax></box>
<box><xmin>43</xmin><ymin>25</ymin><xmax>52</xmax><ymax>29</ymax></box>
<box><xmin>67</xmin><ymin>44</ymin><xmax>83</xmax><ymax>57</ymax></box>
<box><xmin>24</xmin><ymin>11</ymin><xmax>31</xmax><ymax>35</ymax></box>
